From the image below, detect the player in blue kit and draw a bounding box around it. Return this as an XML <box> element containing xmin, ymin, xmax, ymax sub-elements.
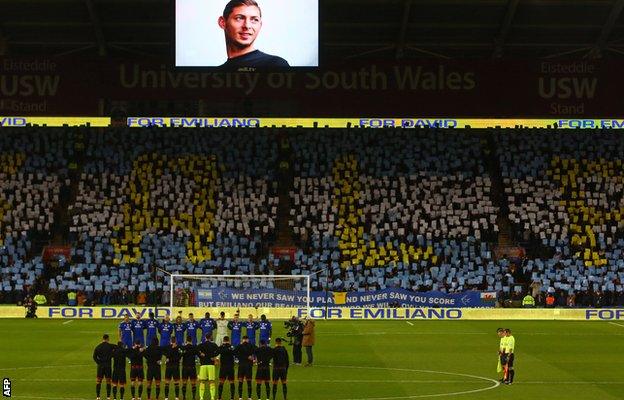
<box><xmin>174</xmin><ymin>315</ymin><xmax>186</xmax><ymax>347</ymax></box>
<box><xmin>227</xmin><ymin>313</ymin><xmax>244</xmax><ymax>346</ymax></box>
<box><xmin>185</xmin><ymin>313</ymin><xmax>200</xmax><ymax>346</ymax></box>
<box><xmin>145</xmin><ymin>311</ymin><xmax>160</xmax><ymax>345</ymax></box>
<box><xmin>245</xmin><ymin>314</ymin><xmax>260</xmax><ymax>345</ymax></box>
<box><xmin>159</xmin><ymin>315</ymin><xmax>174</xmax><ymax>346</ymax></box>
<box><xmin>258</xmin><ymin>314</ymin><xmax>272</xmax><ymax>345</ymax></box>
<box><xmin>131</xmin><ymin>314</ymin><xmax>146</xmax><ymax>346</ymax></box>
<box><xmin>118</xmin><ymin>315</ymin><xmax>133</xmax><ymax>348</ymax></box>
<box><xmin>199</xmin><ymin>312</ymin><xmax>216</xmax><ymax>344</ymax></box>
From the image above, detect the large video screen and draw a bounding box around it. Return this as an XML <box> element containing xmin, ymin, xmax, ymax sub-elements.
<box><xmin>175</xmin><ymin>0</ymin><xmax>319</xmax><ymax>69</ymax></box>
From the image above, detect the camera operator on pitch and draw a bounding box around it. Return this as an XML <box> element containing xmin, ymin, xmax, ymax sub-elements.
<box><xmin>24</xmin><ymin>295</ymin><xmax>38</xmax><ymax>318</ymax></box>
<box><xmin>284</xmin><ymin>316</ymin><xmax>304</xmax><ymax>365</ymax></box>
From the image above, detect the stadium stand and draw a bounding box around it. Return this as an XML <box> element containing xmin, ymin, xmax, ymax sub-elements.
<box><xmin>1</xmin><ymin>127</ymin><xmax>623</xmax><ymax>307</ymax></box>
<box><xmin>497</xmin><ymin>131</ymin><xmax>624</xmax><ymax>307</ymax></box>
<box><xmin>52</xmin><ymin>129</ymin><xmax>279</xmax><ymax>305</ymax></box>
<box><xmin>288</xmin><ymin>130</ymin><xmax>501</xmax><ymax>293</ymax></box>
<box><xmin>0</xmin><ymin>129</ymin><xmax>71</xmax><ymax>303</ymax></box>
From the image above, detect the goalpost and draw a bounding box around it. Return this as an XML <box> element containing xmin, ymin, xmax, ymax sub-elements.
<box><xmin>169</xmin><ymin>274</ymin><xmax>312</xmax><ymax>319</ymax></box>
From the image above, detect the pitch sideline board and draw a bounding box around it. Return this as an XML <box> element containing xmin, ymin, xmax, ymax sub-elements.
<box><xmin>1</xmin><ymin>306</ymin><xmax>623</xmax><ymax>321</ymax></box>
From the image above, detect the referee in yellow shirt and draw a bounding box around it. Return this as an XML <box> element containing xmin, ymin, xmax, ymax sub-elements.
<box><xmin>504</xmin><ymin>328</ymin><xmax>515</xmax><ymax>385</ymax></box>
<box><xmin>496</xmin><ymin>328</ymin><xmax>507</xmax><ymax>381</ymax></box>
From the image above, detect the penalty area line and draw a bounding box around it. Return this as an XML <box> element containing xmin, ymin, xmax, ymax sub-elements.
<box><xmin>608</xmin><ymin>322</ymin><xmax>624</xmax><ymax>328</ymax></box>
<box><xmin>62</xmin><ymin>320</ymin><xmax>73</xmax><ymax>325</ymax></box>
<box><xmin>406</xmin><ymin>321</ymin><xmax>414</xmax><ymax>326</ymax></box>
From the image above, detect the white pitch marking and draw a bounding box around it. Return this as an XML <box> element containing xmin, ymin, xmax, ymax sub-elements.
<box><xmin>11</xmin><ymin>378</ymin><xmax>624</xmax><ymax>385</ymax></box>
<box><xmin>608</xmin><ymin>322</ymin><xmax>624</xmax><ymax>328</ymax></box>
<box><xmin>319</xmin><ymin>332</ymin><xmax>486</xmax><ymax>336</ymax></box>
<box><xmin>62</xmin><ymin>320</ymin><xmax>73</xmax><ymax>325</ymax></box>
<box><xmin>316</xmin><ymin>365</ymin><xmax>500</xmax><ymax>399</ymax></box>
<box><xmin>406</xmin><ymin>321</ymin><xmax>414</xmax><ymax>326</ymax></box>
<box><xmin>10</xmin><ymin>397</ymin><xmax>91</xmax><ymax>400</ymax></box>
<box><xmin>0</xmin><ymin>364</ymin><xmax>91</xmax><ymax>371</ymax></box>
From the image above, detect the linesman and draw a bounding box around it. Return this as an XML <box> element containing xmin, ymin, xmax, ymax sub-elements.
<box><xmin>503</xmin><ymin>329</ymin><xmax>515</xmax><ymax>385</ymax></box>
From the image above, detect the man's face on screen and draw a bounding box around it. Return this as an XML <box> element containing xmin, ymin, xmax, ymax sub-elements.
<box><xmin>219</xmin><ymin>5</ymin><xmax>262</xmax><ymax>49</ymax></box>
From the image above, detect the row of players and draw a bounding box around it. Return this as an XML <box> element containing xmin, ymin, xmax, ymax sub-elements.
<box><xmin>119</xmin><ymin>312</ymin><xmax>272</xmax><ymax>348</ymax></box>
<box><xmin>93</xmin><ymin>331</ymin><xmax>289</xmax><ymax>400</ymax></box>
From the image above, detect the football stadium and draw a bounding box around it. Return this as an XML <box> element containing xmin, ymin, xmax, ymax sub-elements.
<box><xmin>2</xmin><ymin>1</ymin><xmax>624</xmax><ymax>400</ymax></box>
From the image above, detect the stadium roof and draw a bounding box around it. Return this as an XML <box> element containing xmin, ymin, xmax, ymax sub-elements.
<box><xmin>1</xmin><ymin>0</ymin><xmax>624</xmax><ymax>61</ymax></box>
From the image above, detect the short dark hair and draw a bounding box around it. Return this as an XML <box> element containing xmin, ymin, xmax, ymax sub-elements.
<box><xmin>275</xmin><ymin>338</ymin><xmax>282</xmax><ymax>344</ymax></box>
<box><xmin>103</xmin><ymin>334</ymin><xmax>110</xmax><ymax>341</ymax></box>
<box><xmin>223</xmin><ymin>0</ymin><xmax>261</xmax><ymax>19</ymax></box>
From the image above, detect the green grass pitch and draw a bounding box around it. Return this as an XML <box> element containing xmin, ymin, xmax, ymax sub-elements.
<box><xmin>1</xmin><ymin>319</ymin><xmax>623</xmax><ymax>400</ymax></box>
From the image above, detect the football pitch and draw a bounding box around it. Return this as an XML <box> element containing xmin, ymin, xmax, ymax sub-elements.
<box><xmin>1</xmin><ymin>319</ymin><xmax>623</xmax><ymax>400</ymax></box>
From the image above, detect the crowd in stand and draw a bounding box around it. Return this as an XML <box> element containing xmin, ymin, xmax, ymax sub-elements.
<box><xmin>498</xmin><ymin>131</ymin><xmax>624</xmax><ymax>301</ymax></box>
<box><xmin>0</xmin><ymin>128</ymin><xmax>623</xmax><ymax>307</ymax></box>
<box><xmin>288</xmin><ymin>131</ymin><xmax>501</xmax><ymax>293</ymax></box>
<box><xmin>0</xmin><ymin>129</ymin><xmax>75</xmax><ymax>303</ymax></box>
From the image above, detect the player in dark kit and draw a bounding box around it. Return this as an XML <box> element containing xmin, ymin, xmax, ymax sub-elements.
<box><xmin>128</xmin><ymin>340</ymin><xmax>146</xmax><ymax>400</ymax></box>
<box><xmin>271</xmin><ymin>338</ymin><xmax>289</xmax><ymax>400</ymax></box>
<box><xmin>163</xmin><ymin>337</ymin><xmax>182</xmax><ymax>400</ymax></box>
<box><xmin>235</xmin><ymin>336</ymin><xmax>256</xmax><ymax>400</ymax></box>
<box><xmin>93</xmin><ymin>334</ymin><xmax>115</xmax><ymax>400</ymax></box>
<box><xmin>143</xmin><ymin>337</ymin><xmax>165</xmax><ymax>400</ymax></box>
<box><xmin>112</xmin><ymin>342</ymin><xmax>130</xmax><ymax>400</ymax></box>
<box><xmin>217</xmin><ymin>336</ymin><xmax>237</xmax><ymax>400</ymax></box>
<box><xmin>198</xmin><ymin>333</ymin><xmax>220</xmax><ymax>400</ymax></box>
<box><xmin>254</xmin><ymin>339</ymin><xmax>273</xmax><ymax>400</ymax></box>
<box><xmin>180</xmin><ymin>336</ymin><xmax>199</xmax><ymax>400</ymax></box>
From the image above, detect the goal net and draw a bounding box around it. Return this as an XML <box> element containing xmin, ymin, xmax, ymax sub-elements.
<box><xmin>169</xmin><ymin>274</ymin><xmax>311</xmax><ymax>318</ymax></box>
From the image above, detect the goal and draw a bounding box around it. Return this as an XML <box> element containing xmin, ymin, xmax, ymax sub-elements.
<box><xmin>169</xmin><ymin>274</ymin><xmax>312</xmax><ymax>316</ymax></box>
